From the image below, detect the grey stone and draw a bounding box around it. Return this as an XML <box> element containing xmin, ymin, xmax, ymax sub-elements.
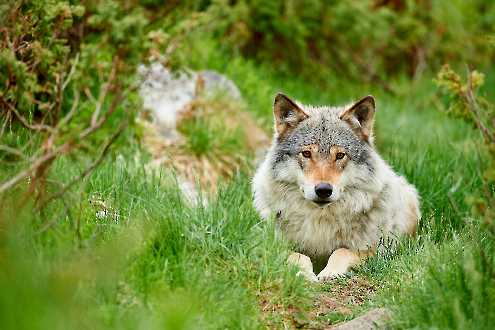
<box><xmin>330</xmin><ymin>308</ymin><xmax>391</xmax><ymax>330</ymax></box>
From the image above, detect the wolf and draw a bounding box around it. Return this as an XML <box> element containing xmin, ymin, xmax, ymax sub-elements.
<box><xmin>252</xmin><ymin>93</ymin><xmax>420</xmax><ymax>281</ymax></box>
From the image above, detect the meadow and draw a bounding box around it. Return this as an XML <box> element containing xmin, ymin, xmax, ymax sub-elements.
<box><xmin>1</xmin><ymin>1</ymin><xmax>494</xmax><ymax>329</ymax></box>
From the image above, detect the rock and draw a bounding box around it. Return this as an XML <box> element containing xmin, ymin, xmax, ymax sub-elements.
<box><xmin>138</xmin><ymin>63</ymin><xmax>196</xmax><ymax>139</ymax></box>
<box><xmin>138</xmin><ymin>63</ymin><xmax>242</xmax><ymax>138</ymax></box>
<box><xmin>137</xmin><ymin>62</ymin><xmax>269</xmax><ymax>204</ymax></box>
<box><xmin>330</xmin><ymin>308</ymin><xmax>391</xmax><ymax>330</ymax></box>
<box><xmin>199</xmin><ymin>70</ymin><xmax>241</xmax><ymax>100</ymax></box>
<box><xmin>177</xmin><ymin>177</ymin><xmax>207</xmax><ymax>207</ymax></box>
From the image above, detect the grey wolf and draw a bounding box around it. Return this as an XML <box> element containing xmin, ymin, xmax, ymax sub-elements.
<box><xmin>252</xmin><ymin>93</ymin><xmax>420</xmax><ymax>281</ymax></box>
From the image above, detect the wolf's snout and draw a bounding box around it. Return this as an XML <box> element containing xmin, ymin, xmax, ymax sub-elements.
<box><xmin>315</xmin><ymin>183</ymin><xmax>333</xmax><ymax>199</ymax></box>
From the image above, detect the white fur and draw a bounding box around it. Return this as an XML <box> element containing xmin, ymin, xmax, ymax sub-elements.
<box><xmin>252</xmin><ymin>135</ymin><xmax>420</xmax><ymax>259</ymax></box>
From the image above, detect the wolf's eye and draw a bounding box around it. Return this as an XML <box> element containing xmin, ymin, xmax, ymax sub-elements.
<box><xmin>336</xmin><ymin>152</ymin><xmax>345</xmax><ymax>160</ymax></box>
<box><xmin>301</xmin><ymin>150</ymin><xmax>312</xmax><ymax>158</ymax></box>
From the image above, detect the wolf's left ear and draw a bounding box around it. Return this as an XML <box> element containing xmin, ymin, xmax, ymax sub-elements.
<box><xmin>339</xmin><ymin>95</ymin><xmax>376</xmax><ymax>142</ymax></box>
<box><xmin>273</xmin><ymin>93</ymin><xmax>308</xmax><ymax>138</ymax></box>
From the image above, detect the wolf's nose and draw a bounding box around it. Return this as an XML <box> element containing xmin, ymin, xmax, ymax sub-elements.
<box><xmin>315</xmin><ymin>183</ymin><xmax>333</xmax><ymax>198</ymax></box>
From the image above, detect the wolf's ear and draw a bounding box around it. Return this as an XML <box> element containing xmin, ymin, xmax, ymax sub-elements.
<box><xmin>339</xmin><ymin>95</ymin><xmax>375</xmax><ymax>142</ymax></box>
<box><xmin>273</xmin><ymin>93</ymin><xmax>308</xmax><ymax>137</ymax></box>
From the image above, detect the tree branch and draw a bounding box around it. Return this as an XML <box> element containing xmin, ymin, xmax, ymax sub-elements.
<box><xmin>0</xmin><ymin>96</ymin><xmax>56</xmax><ymax>133</ymax></box>
<box><xmin>465</xmin><ymin>67</ymin><xmax>495</xmax><ymax>144</ymax></box>
<box><xmin>36</xmin><ymin>122</ymin><xmax>127</xmax><ymax>209</ymax></box>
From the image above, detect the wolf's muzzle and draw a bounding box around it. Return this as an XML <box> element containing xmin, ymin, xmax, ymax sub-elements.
<box><xmin>315</xmin><ymin>182</ymin><xmax>333</xmax><ymax>199</ymax></box>
<box><xmin>313</xmin><ymin>182</ymin><xmax>333</xmax><ymax>205</ymax></box>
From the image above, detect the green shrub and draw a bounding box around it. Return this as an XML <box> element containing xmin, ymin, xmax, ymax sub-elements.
<box><xmin>435</xmin><ymin>64</ymin><xmax>495</xmax><ymax>230</ymax></box>
<box><xmin>0</xmin><ymin>0</ymin><xmax>165</xmax><ymax>197</ymax></box>
<box><xmin>170</xmin><ymin>0</ymin><xmax>495</xmax><ymax>81</ymax></box>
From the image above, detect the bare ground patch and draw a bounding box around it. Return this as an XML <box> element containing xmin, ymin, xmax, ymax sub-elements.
<box><xmin>258</xmin><ymin>275</ymin><xmax>381</xmax><ymax>329</ymax></box>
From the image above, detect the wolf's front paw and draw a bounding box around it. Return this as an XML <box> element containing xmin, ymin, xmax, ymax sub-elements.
<box><xmin>288</xmin><ymin>252</ymin><xmax>317</xmax><ymax>282</ymax></box>
<box><xmin>297</xmin><ymin>270</ymin><xmax>318</xmax><ymax>282</ymax></box>
<box><xmin>317</xmin><ymin>269</ymin><xmax>345</xmax><ymax>282</ymax></box>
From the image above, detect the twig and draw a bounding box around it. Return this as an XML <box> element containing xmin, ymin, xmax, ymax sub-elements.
<box><xmin>0</xmin><ymin>110</ymin><xmax>11</xmax><ymax>136</ymax></box>
<box><xmin>52</xmin><ymin>71</ymin><xmax>63</xmax><ymax>122</ymax></box>
<box><xmin>81</xmin><ymin>90</ymin><xmax>124</xmax><ymax>139</ymax></box>
<box><xmin>0</xmin><ymin>149</ymin><xmax>59</xmax><ymax>194</ymax></box>
<box><xmin>0</xmin><ymin>88</ymin><xmax>125</xmax><ymax>195</ymax></box>
<box><xmin>62</xmin><ymin>53</ymin><xmax>80</xmax><ymax>91</ymax></box>
<box><xmin>465</xmin><ymin>67</ymin><xmax>495</xmax><ymax>144</ymax></box>
<box><xmin>91</xmin><ymin>58</ymin><xmax>118</xmax><ymax>126</ymax></box>
<box><xmin>413</xmin><ymin>47</ymin><xmax>427</xmax><ymax>81</ymax></box>
<box><xmin>36</xmin><ymin>122</ymin><xmax>127</xmax><ymax>209</ymax></box>
<box><xmin>0</xmin><ymin>145</ymin><xmax>26</xmax><ymax>159</ymax></box>
<box><xmin>84</xmin><ymin>87</ymin><xmax>96</xmax><ymax>103</ymax></box>
<box><xmin>0</xmin><ymin>58</ymin><xmax>137</xmax><ymax>198</ymax></box>
<box><xmin>56</xmin><ymin>89</ymin><xmax>80</xmax><ymax>129</ymax></box>
<box><xmin>0</xmin><ymin>96</ymin><xmax>56</xmax><ymax>133</ymax></box>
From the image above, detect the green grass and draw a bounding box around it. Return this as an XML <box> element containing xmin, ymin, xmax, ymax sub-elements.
<box><xmin>1</xmin><ymin>39</ymin><xmax>494</xmax><ymax>329</ymax></box>
<box><xmin>374</xmin><ymin>228</ymin><xmax>495</xmax><ymax>329</ymax></box>
<box><xmin>1</xmin><ymin>165</ymin><xmax>314</xmax><ymax>329</ymax></box>
<box><xmin>179</xmin><ymin>113</ymin><xmax>244</xmax><ymax>157</ymax></box>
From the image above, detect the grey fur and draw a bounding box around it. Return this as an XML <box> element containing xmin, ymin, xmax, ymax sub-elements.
<box><xmin>252</xmin><ymin>94</ymin><xmax>420</xmax><ymax>280</ymax></box>
<box><xmin>273</xmin><ymin>110</ymin><xmax>371</xmax><ymax>167</ymax></box>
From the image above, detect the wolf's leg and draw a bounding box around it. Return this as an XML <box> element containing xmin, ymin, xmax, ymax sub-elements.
<box><xmin>317</xmin><ymin>248</ymin><xmax>367</xmax><ymax>282</ymax></box>
<box><xmin>288</xmin><ymin>252</ymin><xmax>318</xmax><ymax>282</ymax></box>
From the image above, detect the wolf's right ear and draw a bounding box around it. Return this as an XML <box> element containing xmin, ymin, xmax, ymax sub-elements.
<box><xmin>273</xmin><ymin>93</ymin><xmax>308</xmax><ymax>138</ymax></box>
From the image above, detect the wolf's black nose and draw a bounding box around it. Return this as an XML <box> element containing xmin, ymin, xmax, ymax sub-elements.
<box><xmin>315</xmin><ymin>183</ymin><xmax>333</xmax><ymax>198</ymax></box>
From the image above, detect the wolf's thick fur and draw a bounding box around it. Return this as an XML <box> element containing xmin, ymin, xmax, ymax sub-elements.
<box><xmin>252</xmin><ymin>94</ymin><xmax>420</xmax><ymax>281</ymax></box>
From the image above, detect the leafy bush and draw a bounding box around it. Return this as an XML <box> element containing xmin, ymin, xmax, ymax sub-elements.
<box><xmin>0</xmin><ymin>0</ymin><xmax>164</xmax><ymax>198</ymax></box>
<box><xmin>435</xmin><ymin>64</ymin><xmax>495</xmax><ymax>229</ymax></box>
<box><xmin>0</xmin><ymin>1</ymin><xmax>146</xmax><ymax>122</ymax></box>
<box><xmin>177</xmin><ymin>0</ymin><xmax>495</xmax><ymax>82</ymax></box>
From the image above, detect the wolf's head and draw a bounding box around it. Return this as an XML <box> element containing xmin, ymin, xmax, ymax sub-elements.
<box><xmin>270</xmin><ymin>93</ymin><xmax>377</xmax><ymax>207</ymax></box>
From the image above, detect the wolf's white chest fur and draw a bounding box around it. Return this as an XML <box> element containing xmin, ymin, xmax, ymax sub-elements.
<box><xmin>252</xmin><ymin>150</ymin><xmax>419</xmax><ymax>258</ymax></box>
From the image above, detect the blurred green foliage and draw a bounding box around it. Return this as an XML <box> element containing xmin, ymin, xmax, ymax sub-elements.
<box><xmin>0</xmin><ymin>1</ymin><xmax>149</xmax><ymax>120</ymax></box>
<box><xmin>175</xmin><ymin>0</ymin><xmax>495</xmax><ymax>80</ymax></box>
<box><xmin>435</xmin><ymin>64</ymin><xmax>495</xmax><ymax>229</ymax></box>
<box><xmin>0</xmin><ymin>0</ymin><xmax>160</xmax><ymax>196</ymax></box>
<box><xmin>3</xmin><ymin>0</ymin><xmax>494</xmax><ymax>128</ymax></box>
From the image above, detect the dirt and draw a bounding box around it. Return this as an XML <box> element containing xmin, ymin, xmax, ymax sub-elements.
<box><xmin>258</xmin><ymin>275</ymin><xmax>383</xmax><ymax>329</ymax></box>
